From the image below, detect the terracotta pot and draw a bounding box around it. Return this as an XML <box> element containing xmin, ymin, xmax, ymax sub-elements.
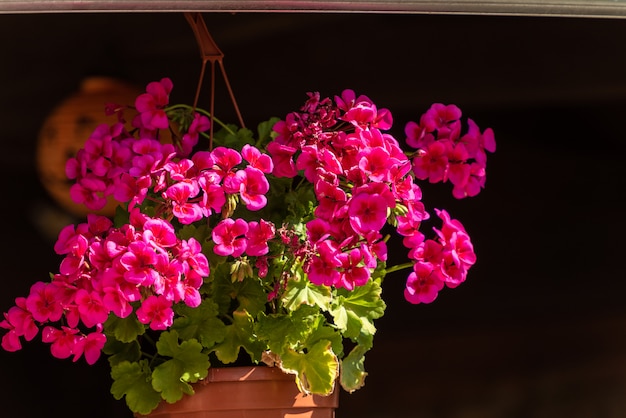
<box><xmin>137</xmin><ymin>366</ymin><xmax>339</xmax><ymax>418</ymax></box>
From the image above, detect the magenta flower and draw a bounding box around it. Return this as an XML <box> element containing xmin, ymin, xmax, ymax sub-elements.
<box><xmin>420</xmin><ymin>103</ymin><xmax>462</xmax><ymax>138</ymax></box>
<box><xmin>358</xmin><ymin>146</ymin><xmax>394</xmax><ymax>183</ymax></box>
<box><xmin>74</xmin><ymin>289</ymin><xmax>109</xmax><ymax>328</ymax></box>
<box><xmin>179</xmin><ymin>113</ymin><xmax>210</xmax><ymax>157</ymax></box>
<box><xmin>54</xmin><ymin>224</ymin><xmax>89</xmax><ymax>257</ymax></box>
<box><xmin>102</xmin><ymin>285</ymin><xmax>134</xmax><ymax>319</ymax></box>
<box><xmin>348</xmin><ymin>191</ymin><xmax>389</xmax><ymax>235</ymax></box>
<box><xmin>198</xmin><ymin>180</ymin><xmax>226</xmax><ymax>216</ymax></box>
<box><xmin>42</xmin><ymin>326</ymin><xmax>79</xmax><ymax>360</ymax></box>
<box><xmin>163</xmin><ymin>181</ymin><xmax>203</xmax><ymax>224</ymax></box>
<box><xmin>404</xmin><ymin>262</ymin><xmax>445</xmax><ymax>304</ymax></box>
<box><xmin>0</xmin><ymin>324</ymin><xmax>21</xmax><ymax>352</ymax></box>
<box><xmin>306</xmin><ymin>218</ymin><xmax>332</xmax><ymax>245</ymax></box>
<box><xmin>267</xmin><ymin>141</ymin><xmax>298</xmax><ymax>178</ymax></box>
<box><xmin>212</xmin><ymin>146</ymin><xmax>242</xmax><ymax>180</ymax></box>
<box><xmin>119</xmin><ymin>241</ymin><xmax>160</xmax><ymax>286</ymax></box>
<box><xmin>246</xmin><ymin>220</ymin><xmax>276</xmax><ymax>256</ymax></box>
<box><xmin>72</xmin><ymin>329</ymin><xmax>106</xmax><ymax>365</ymax></box>
<box><xmin>134</xmin><ymin>77</ymin><xmax>173</xmax><ymax>131</ymax></box>
<box><xmin>336</xmin><ymin>249</ymin><xmax>370</xmax><ymax>290</ymax></box>
<box><xmin>0</xmin><ymin>297</ymin><xmax>38</xmax><ymax>351</ymax></box>
<box><xmin>69</xmin><ymin>177</ymin><xmax>108</xmax><ymax>211</ymax></box>
<box><xmin>212</xmin><ymin>218</ymin><xmax>249</xmax><ymax>258</ymax></box>
<box><xmin>236</xmin><ymin>167</ymin><xmax>270</xmax><ymax>211</ymax></box>
<box><xmin>136</xmin><ymin>295</ymin><xmax>174</xmax><ymax>331</ymax></box>
<box><xmin>314</xmin><ymin>180</ymin><xmax>347</xmax><ymax>220</ymax></box>
<box><xmin>412</xmin><ymin>141</ymin><xmax>448</xmax><ymax>183</ymax></box>
<box><xmin>142</xmin><ymin>218</ymin><xmax>178</xmax><ymax>250</ymax></box>
<box><xmin>308</xmin><ymin>240</ymin><xmax>341</xmax><ymax>286</ymax></box>
<box><xmin>242</xmin><ymin>144</ymin><xmax>273</xmax><ymax>173</ymax></box>
<box><xmin>25</xmin><ymin>282</ymin><xmax>64</xmax><ymax>323</ymax></box>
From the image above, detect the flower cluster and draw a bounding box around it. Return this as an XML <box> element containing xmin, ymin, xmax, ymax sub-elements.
<box><xmin>0</xmin><ymin>78</ymin><xmax>494</xmax><ymax>415</ymax></box>
<box><xmin>266</xmin><ymin>91</ymin><xmax>492</xmax><ymax>302</ymax></box>
<box><xmin>406</xmin><ymin>103</ymin><xmax>496</xmax><ymax>198</ymax></box>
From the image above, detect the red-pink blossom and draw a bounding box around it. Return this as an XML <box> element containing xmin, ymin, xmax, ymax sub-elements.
<box><xmin>412</xmin><ymin>141</ymin><xmax>448</xmax><ymax>183</ymax></box>
<box><xmin>136</xmin><ymin>295</ymin><xmax>173</xmax><ymax>331</ymax></box>
<box><xmin>163</xmin><ymin>181</ymin><xmax>203</xmax><ymax>224</ymax></box>
<box><xmin>242</xmin><ymin>144</ymin><xmax>274</xmax><ymax>173</ymax></box>
<box><xmin>119</xmin><ymin>241</ymin><xmax>160</xmax><ymax>286</ymax></box>
<box><xmin>308</xmin><ymin>240</ymin><xmax>341</xmax><ymax>287</ymax></box>
<box><xmin>42</xmin><ymin>326</ymin><xmax>79</xmax><ymax>360</ymax></box>
<box><xmin>246</xmin><ymin>220</ymin><xmax>276</xmax><ymax>256</ymax></box>
<box><xmin>336</xmin><ymin>249</ymin><xmax>370</xmax><ymax>290</ymax></box>
<box><xmin>236</xmin><ymin>167</ymin><xmax>269</xmax><ymax>211</ymax></box>
<box><xmin>72</xmin><ymin>329</ymin><xmax>106</xmax><ymax>365</ymax></box>
<box><xmin>267</xmin><ymin>141</ymin><xmax>298</xmax><ymax>178</ymax></box>
<box><xmin>212</xmin><ymin>218</ymin><xmax>249</xmax><ymax>258</ymax></box>
<box><xmin>348</xmin><ymin>192</ymin><xmax>390</xmax><ymax>235</ymax></box>
<box><xmin>404</xmin><ymin>262</ymin><xmax>445</xmax><ymax>304</ymax></box>
<box><xmin>74</xmin><ymin>289</ymin><xmax>109</xmax><ymax>328</ymax></box>
<box><xmin>420</xmin><ymin>103</ymin><xmax>462</xmax><ymax>138</ymax></box>
<box><xmin>25</xmin><ymin>282</ymin><xmax>64</xmax><ymax>323</ymax></box>
<box><xmin>134</xmin><ymin>77</ymin><xmax>173</xmax><ymax>131</ymax></box>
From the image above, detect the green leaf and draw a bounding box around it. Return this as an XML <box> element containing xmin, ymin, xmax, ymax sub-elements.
<box><xmin>234</xmin><ymin>277</ymin><xmax>268</xmax><ymax>316</ymax></box>
<box><xmin>110</xmin><ymin>360</ymin><xmax>162</xmax><ymax>415</ymax></box>
<box><xmin>112</xmin><ymin>204</ymin><xmax>130</xmax><ymax>228</ymax></box>
<box><xmin>339</xmin><ymin>333</ymin><xmax>373</xmax><ymax>393</ymax></box>
<box><xmin>211</xmin><ymin>310</ymin><xmax>266</xmax><ymax>364</ymax></box>
<box><xmin>280</xmin><ymin>339</ymin><xmax>339</xmax><ymax>396</ymax></box>
<box><xmin>282</xmin><ymin>276</ymin><xmax>331</xmax><ymax>312</ymax></box>
<box><xmin>172</xmin><ymin>301</ymin><xmax>226</xmax><ymax>349</ymax></box>
<box><xmin>306</xmin><ymin>315</ymin><xmax>344</xmax><ymax>359</ymax></box>
<box><xmin>214</xmin><ymin>125</ymin><xmax>255</xmax><ymax>151</ymax></box>
<box><xmin>330</xmin><ymin>279</ymin><xmax>386</xmax><ymax>339</ymax></box>
<box><xmin>212</xmin><ymin>273</ymin><xmax>268</xmax><ymax>316</ymax></box>
<box><xmin>255</xmin><ymin>305</ymin><xmax>319</xmax><ymax>354</ymax></box>
<box><xmin>284</xmin><ymin>185</ymin><xmax>316</xmax><ymax>225</ymax></box>
<box><xmin>103</xmin><ymin>339</ymin><xmax>141</xmax><ymax>366</ymax></box>
<box><xmin>152</xmin><ymin>331</ymin><xmax>210</xmax><ymax>404</ymax></box>
<box><xmin>104</xmin><ymin>312</ymin><xmax>145</xmax><ymax>343</ymax></box>
<box><xmin>256</xmin><ymin>117</ymin><xmax>280</xmax><ymax>146</ymax></box>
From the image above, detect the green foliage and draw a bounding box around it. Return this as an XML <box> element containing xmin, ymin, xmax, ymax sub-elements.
<box><xmin>110</xmin><ymin>360</ymin><xmax>162</xmax><ymax>415</ymax></box>
<box><xmin>282</xmin><ymin>274</ymin><xmax>332</xmax><ymax>312</ymax></box>
<box><xmin>213</xmin><ymin>123</ymin><xmax>255</xmax><ymax>151</ymax></box>
<box><xmin>104</xmin><ymin>312</ymin><xmax>145</xmax><ymax>343</ymax></box>
<box><xmin>330</xmin><ymin>279</ymin><xmax>386</xmax><ymax>339</ymax></box>
<box><xmin>280</xmin><ymin>340</ymin><xmax>339</xmax><ymax>395</ymax></box>
<box><xmin>152</xmin><ymin>331</ymin><xmax>210</xmax><ymax>403</ymax></box>
<box><xmin>211</xmin><ymin>310</ymin><xmax>266</xmax><ymax>364</ymax></box>
<box><xmin>172</xmin><ymin>302</ymin><xmax>226</xmax><ymax>348</ymax></box>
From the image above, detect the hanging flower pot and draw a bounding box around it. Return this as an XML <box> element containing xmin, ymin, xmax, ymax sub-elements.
<box><xmin>0</xmin><ymin>13</ymin><xmax>496</xmax><ymax>418</ymax></box>
<box><xmin>137</xmin><ymin>366</ymin><xmax>339</xmax><ymax>418</ymax></box>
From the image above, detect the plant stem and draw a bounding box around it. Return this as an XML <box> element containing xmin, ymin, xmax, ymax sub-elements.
<box><xmin>166</xmin><ymin>104</ymin><xmax>236</xmax><ymax>135</ymax></box>
<box><xmin>385</xmin><ymin>262</ymin><xmax>414</xmax><ymax>275</ymax></box>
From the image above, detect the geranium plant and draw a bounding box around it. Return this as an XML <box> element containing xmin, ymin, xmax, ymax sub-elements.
<box><xmin>0</xmin><ymin>77</ymin><xmax>495</xmax><ymax>415</ymax></box>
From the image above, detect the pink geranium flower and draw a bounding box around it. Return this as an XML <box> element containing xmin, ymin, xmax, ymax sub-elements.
<box><xmin>25</xmin><ymin>282</ymin><xmax>64</xmax><ymax>323</ymax></box>
<box><xmin>42</xmin><ymin>326</ymin><xmax>79</xmax><ymax>360</ymax></box>
<box><xmin>73</xmin><ymin>329</ymin><xmax>106</xmax><ymax>365</ymax></box>
<box><xmin>136</xmin><ymin>295</ymin><xmax>174</xmax><ymax>331</ymax></box>
<box><xmin>404</xmin><ymin>262</ymin><xmax>445</xmax><ymax>304</ymax></box>
<box><xmin>212</xmin><ymin>218</ymin><xmax>249</xmax><ymax>258</ymax></box>
<box><xmin>348</xmin><ymin>191</ymin><xmax>389</xmax><ymax>235</ymax></box>
<box><xmin>134</xmin><ymin>77</ymin><xmax>173</xmax><ymax>131</ymax></box>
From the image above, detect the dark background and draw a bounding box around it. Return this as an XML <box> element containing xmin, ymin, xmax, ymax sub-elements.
<box><xmin>2</xmin><ymin>12</ymin><xmax>626</xmax><ymax>418</ymax></box>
